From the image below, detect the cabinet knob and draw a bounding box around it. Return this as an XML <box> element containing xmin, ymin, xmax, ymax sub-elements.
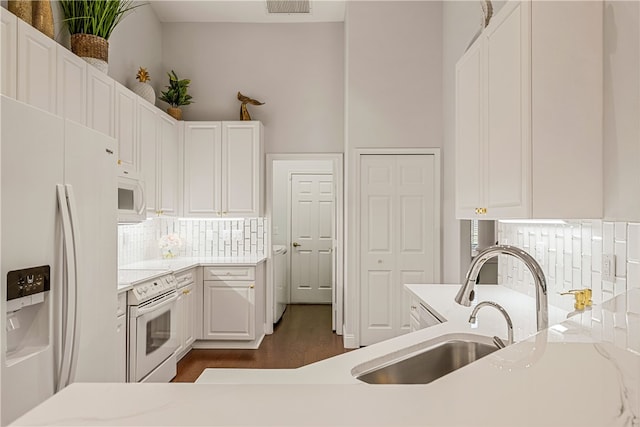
<box><xmin>250</xmin><ymin>283</ymin><xmax>254</xmax><ymax>289</ymax></box>
<box><xmin>292</xmin><ymin>242</ymin><xmax>301</xmax><ymax>247</ymax></box>
<box><xmin>117</xmin><ymin>159</ymin><xmax>122</xmax><ymax>165</ymax></box>
<box><xmin>222</xmin><ymin>211</ymin><xmax>228</xmax><ymax>215</ymax></box>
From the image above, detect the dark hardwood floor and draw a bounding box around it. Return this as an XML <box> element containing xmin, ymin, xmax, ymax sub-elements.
<box><xmin>173</xmin><ymin>304</ymin><xmax>350</xmax><ymax>382</ymax></box>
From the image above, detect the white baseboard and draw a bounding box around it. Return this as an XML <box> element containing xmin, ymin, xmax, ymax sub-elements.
<box><xmin>342</xmin><ymin>329</ymin><xmax>358</xmax><ymax>349</ymax></box>
<box><xmin>192</xmin><ymin>334</ymin><xmax>265</xmax><ymax>350</ymax></box>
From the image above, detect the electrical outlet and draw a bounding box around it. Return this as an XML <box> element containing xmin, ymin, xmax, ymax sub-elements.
<box><xmin>602</xmin><ymin>254</ymin><xmax>616</xmax><ymax>282</ymax></box>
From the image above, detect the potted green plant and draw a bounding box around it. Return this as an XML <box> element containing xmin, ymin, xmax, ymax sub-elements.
<box><xmin>159</xmin><ymin>70</ymin><xmax>194</xmax><ymax>120</ymax></box>
<box><xmin>59</xmin><ymin>0</ymin><xmax>145</xmax><ymax>72</ymax></box>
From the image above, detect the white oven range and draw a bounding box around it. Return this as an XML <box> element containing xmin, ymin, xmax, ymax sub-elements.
<box><xmin>127</xmin><ymin>273</ymin><xmax>178</xmax><ymax>382</ymax></box>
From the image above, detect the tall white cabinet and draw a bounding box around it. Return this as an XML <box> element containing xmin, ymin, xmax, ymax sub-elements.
<box><xmin>1</xmin><ymin>8</ymin><xmax>17</xmax><ymax>98</ymax></box>
<box><xmin>17</xmin><ymin>19</ymin><xmax>57</xmax><ymax>113</ymax></box>
<box><xmin>455</xmin><ymin>1</ymin><xmax>603</xmax><ymax>220</ymax></box>
<box><xmin>183</xmin><ymin>121</ymin><xmax>263</xmax><ymax>218</ymax></box>
<box><xmin>139</xmin><ymin>99</ymin><xmax>179</xmax><ymax>217</ymax></box>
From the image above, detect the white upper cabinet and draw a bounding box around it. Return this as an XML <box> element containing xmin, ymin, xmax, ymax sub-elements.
<box><xmin>183</xmin><ymin>122</ymin><xmax>223</xmax><ymax>217</ymax></box>
<box><xmin>139</xmin><ymin>100</ymin><xmax>179</xmax><ymax>217</ymax></box>
<box><xmin>1</xmin><ymin>8</ymin><xmax>17</xmax><ymax>98</ymax></box>
<box><xmin>86</xmin><ymin>65</ymin><xmax>114</xmax><ymax>137</ymax></box>
<box><xmin>138</xmin><ymin>99</ymin><xmax>159</xmax><ymax>216</ymax></box>
<box><xmin>183</xmin><ymin>121</ymin><xmax>263</xmax><ymax>218</ymax></box>
<box><xmin>222</xmin><ymin>122</ymin><xmax>263</xmax><ymax>217</ymax></box>
<box><xmin>56</xmin><ymin>45</ymin><xmax>87</xmax><ymax>125</ymax></box>
<box><xmin>455</xmin><ymin>1</ymin><xmax>603</xmax><ymax>220</ymax></box>
<box><xmin>115</xmin><ymin>82</ymin><xmax>138</xmax><ymax>176</ymax></box>
<box><xmin>158</xmin><ymin>113</ymin><xmax>179</xmax><ymax>216</ymax></box>
<box><xmin>17</xmin><ymin>19</ymin><xmax>57</xmax><ymax>113</ymax></box>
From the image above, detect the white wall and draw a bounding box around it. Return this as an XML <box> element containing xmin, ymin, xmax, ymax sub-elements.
<box><xmin>344</xmin><ymin>1</ymin><xmax>443</xmax><ymax>346</ymax></box>
<box><xmin>161</xmin><ymin>22</ymin><xmax>344</xmax><ymax>154</ymax></box>
<box><xmin>107</xmin><ymin>2</ymin><xmax>163</xmax><ymax>93</ymax></box>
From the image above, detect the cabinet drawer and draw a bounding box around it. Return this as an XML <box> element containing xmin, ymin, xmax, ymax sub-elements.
<box><xmin>175</xmin><ymin>269</ymin><xmax>195</xmax><ymax>288</ymax></box>
<box><xmin>116</xmin><ymin>292</ymin><xmax>127</xmax><ymax>317</ymax></box>
<box><xmin>203</xmin><ymin>266</ymin><xmax>254</xmax><ymax>281</ymax></box>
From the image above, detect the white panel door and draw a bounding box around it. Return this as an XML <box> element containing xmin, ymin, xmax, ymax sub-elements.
<box><xmin>17</xmin><ymin>20</ymin><xmax>56</xmax><ymax>113</ymax></box>
<box><xmin>290</xmin><ymin>174</ymin><xmax>334</xmax><ymax>304</ymax></box>
<box><xmin>56</xmin><ymin>45</ymin><xmax>86</xmax><ymax>125</ymax></box>
<box><xmin>222</xmin><ymin>122</ymin><xmax>260</xmax><ymax>216</ymax></box>
<box><xmin>1</xmin><ymin>8</ymin><xmax>17</xmax><ymax>98</ymax></box>
<box><xmin>360</xmin><ymin>155</ymin><xmax>437</xmax><ymax>346</ymax></box>
<box><xmin>138</xmin><ymin>101</ymin><xmax>158</xmax><ymax>216</ymax></box>
<box><xmin>86</xmin><ymin>65</ymin><xmax>114</xmax><ymax>137</ymax></box>
<box><xmin>183</xmin><ymin>122</ymin><xmax>222</xmax><ymax>217</ymax></box>
<box><xmin>159</xmin><ymin>113</ymin><xmax>179</xmax><ymax>216</ymax></box>
<box><xmin>114</xmin><ymin>83</ymin><xmax>138</xmax><ymax>175</ymax></box>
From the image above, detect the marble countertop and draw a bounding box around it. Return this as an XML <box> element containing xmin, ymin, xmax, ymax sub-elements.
<box><xmin>13</xmin><ymin>287</ymin><xmax>640</xmax><ymax>426</ymax></box>
<box><xmin>117</xmin><ymin>255</ymin><xmax>267</xmax><ymax>293</ymax></box>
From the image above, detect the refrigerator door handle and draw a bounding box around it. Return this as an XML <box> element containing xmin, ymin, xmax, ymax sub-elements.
<box><xmin>64</xmin><ymin>184</ymin><xmax>82</xmax><ymax>388</ymax></box>
<box><xmin>55</xmin><ymin>184</ymin><xmax>77</xmax><ymax>392</ymax></box>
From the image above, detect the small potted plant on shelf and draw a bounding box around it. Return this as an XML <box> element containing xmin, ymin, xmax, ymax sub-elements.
<box><xmin>159</xmin><ymin>70</ymin><xmax>194</xmax><ymax>120</ymax></box>
<box><xmin>59</xmin><ymin>0</ymin><xmax>145</xmax><ymax>73</ymax></box>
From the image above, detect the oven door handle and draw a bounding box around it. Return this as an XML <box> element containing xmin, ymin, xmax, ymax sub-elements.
<box><xmin>135</xmin><ymin>292</ymin><xmax>178</xmax><ymax>316</ymax></box>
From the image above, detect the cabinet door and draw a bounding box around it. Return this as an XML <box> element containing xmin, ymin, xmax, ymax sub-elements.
<box><xmin>484</xmin><ymin>1</ymin><xmax>530</xmax><ymax>218</ymax></box>
<box><xmin>115</xmin><ymin>314</ymin><xmax>126</xmax><ymax>382</ymax></box>
<box><xmin>183</xmin><ymin>283</ymin><xmax>196</xmax><ymax>348</ymax></box>
<box><xmin>222</xmin><ymin>122</ymin><xmax>261</xmax><ymax>216</ymax></box>
<box><xmin>1</xmin><ymin>8</ymin><xmax>17</xmax><ymax>98</ymax></box>
<box><xmin>158</xmin><ymin>113</ymin><xmax>179</xmax><ymax>216</ymax></box>
<box><xmin>203</xmin><ymin>280</ymin><xmax>255</xmax><ymax>340</ymax></box>
<box><xmin>455</xmin><ymin>40</ymin><xmax>484</xmax><ymax>219</ymax></box>
<box><xmin>138</xmin><ymin>100</ymin><xmax>158</xmax><ymax>216</ymax></box>
<box><xmin>17</xmin><ymin>20</ymin><xmax>56</xmax><ymax>113</ymax></box>
<box><xmin>56</xmin><ymin>45</ymin><xmax>86</xmax><ymax>125</ymax></box>
<box><xmin>115</xmin><ymin>83</ymin><xmax>138</xmax><ymax>176</ymax></box>
<box><xmin>175</xmin><ymin>291</ymin><xmax>185</xmax><ymax>357</ymax></box>
<box><xmin>86</xmin><ymin>65</ymin><xmax>114</xmax><ymax>137</ymax></box>
<box><xmin>183</xmin><ymin>122</ymin><xmax>222</xmax><ymax>217</ymax></box>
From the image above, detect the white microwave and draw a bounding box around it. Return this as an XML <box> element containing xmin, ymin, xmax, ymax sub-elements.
<box><xmin>117</xmin><ymin>174</ymin><xmax>146</xmax><ymax>223</ymax></box>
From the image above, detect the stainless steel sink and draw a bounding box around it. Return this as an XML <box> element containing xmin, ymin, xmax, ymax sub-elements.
<box><xmin>354</xmin><ymin>339</ymin><xmax>500</xmax><ymax>385</ymax></box>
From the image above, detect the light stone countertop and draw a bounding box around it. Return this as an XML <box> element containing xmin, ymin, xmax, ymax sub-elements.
<box><xmin>117</xmin><ymin>255</ymin><xmax>267</xmax><ymax>293</ymax></box>
<box><xmin>13</xmin><ymin>287</ymin><xmax>640</xmax><ymax>426</ymax></box>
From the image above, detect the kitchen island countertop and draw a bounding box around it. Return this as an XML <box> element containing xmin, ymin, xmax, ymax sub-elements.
<box><xmin>13</xmin><ymin>288</ymin><xmax>640</xmax><ymax>426</ymax></box>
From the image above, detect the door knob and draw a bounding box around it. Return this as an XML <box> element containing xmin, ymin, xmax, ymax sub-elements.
<box><xmin>292</xmin><ymin>242</ymin><xmax>301</xmax><ymax>247</ymax></box>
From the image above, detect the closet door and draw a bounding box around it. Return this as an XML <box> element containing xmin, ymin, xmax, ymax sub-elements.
<box><xmin>359</xmin><ymin>154</ymin><xmax>438</xmax><ymax>346</ymax></box>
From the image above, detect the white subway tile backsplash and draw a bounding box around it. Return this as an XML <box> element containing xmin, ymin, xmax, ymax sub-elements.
<box><xmin>118</xmin><ymin>217</ymin><xmax>268</xmax><ymax>265</ymax></box>
<box><xmin>615</xmin><ymin>222</ymin><xmax>628</xmax><ymax>242</ymax></box>
<box><xmin>498</xmin><ymin>219</ymin><xmax>640</xmax><ymax>313</ymax></box>
<box><xmin>603</xmin><ymin>222</ymin><xmax>615</xmax><ymax>254</ymax></box>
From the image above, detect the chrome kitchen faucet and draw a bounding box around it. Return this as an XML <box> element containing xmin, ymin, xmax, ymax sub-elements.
<box><xmin>455</xmin><ymin>244</ymin><xmax>549</xmax><ymax>332</ymax></box>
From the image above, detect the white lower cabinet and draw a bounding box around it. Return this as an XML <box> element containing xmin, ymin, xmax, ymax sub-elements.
<box><xmin>203</xmin><ymin>279</ymin><xmax>255</xmax><ymax>341</ymax></box>
<box><xmin>116</xmin><ymin>292</ymin><xmax>127</xmax><ymax>382</ymax></box>
<box><xmin>175</xmin><ymin>269</ymin><xmax>197</xmax><ymax>360</ymax></box>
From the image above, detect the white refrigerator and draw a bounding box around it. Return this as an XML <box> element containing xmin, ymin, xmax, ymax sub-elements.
<box><xmin>1</xmin><ymin>96</ymin><xmax>119</xmax><ymax>425</ymax></box>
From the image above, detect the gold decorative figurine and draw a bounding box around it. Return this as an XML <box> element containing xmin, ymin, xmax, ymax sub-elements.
<box><xmin>237</xmin><ymin>92</ymin><xmax>264</xmax><ymax>121</ymax></box>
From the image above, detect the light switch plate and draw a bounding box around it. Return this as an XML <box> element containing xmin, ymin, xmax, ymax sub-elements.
<box><xmin>602</xmin><ymin>254</ymin><xmax>616</xmax><ymax>282</ymax></box>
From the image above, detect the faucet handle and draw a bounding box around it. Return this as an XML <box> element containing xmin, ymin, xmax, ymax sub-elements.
<box><xmin>560</xmin><ymin>289</ymin><xmax>591</xmax><ymax>310</ymax></box>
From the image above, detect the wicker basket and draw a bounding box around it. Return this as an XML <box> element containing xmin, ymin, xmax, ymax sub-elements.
<box><xmin>71</xmin><ymin>33</ymin><xmax>109</xmax><ymax>63</ymax></box>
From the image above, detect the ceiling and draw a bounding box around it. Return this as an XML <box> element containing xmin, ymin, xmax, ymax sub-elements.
<box><xmin>149</xmin><ymin>1</ymin><xmax>347</xmax><ymax>23</ymax></box>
